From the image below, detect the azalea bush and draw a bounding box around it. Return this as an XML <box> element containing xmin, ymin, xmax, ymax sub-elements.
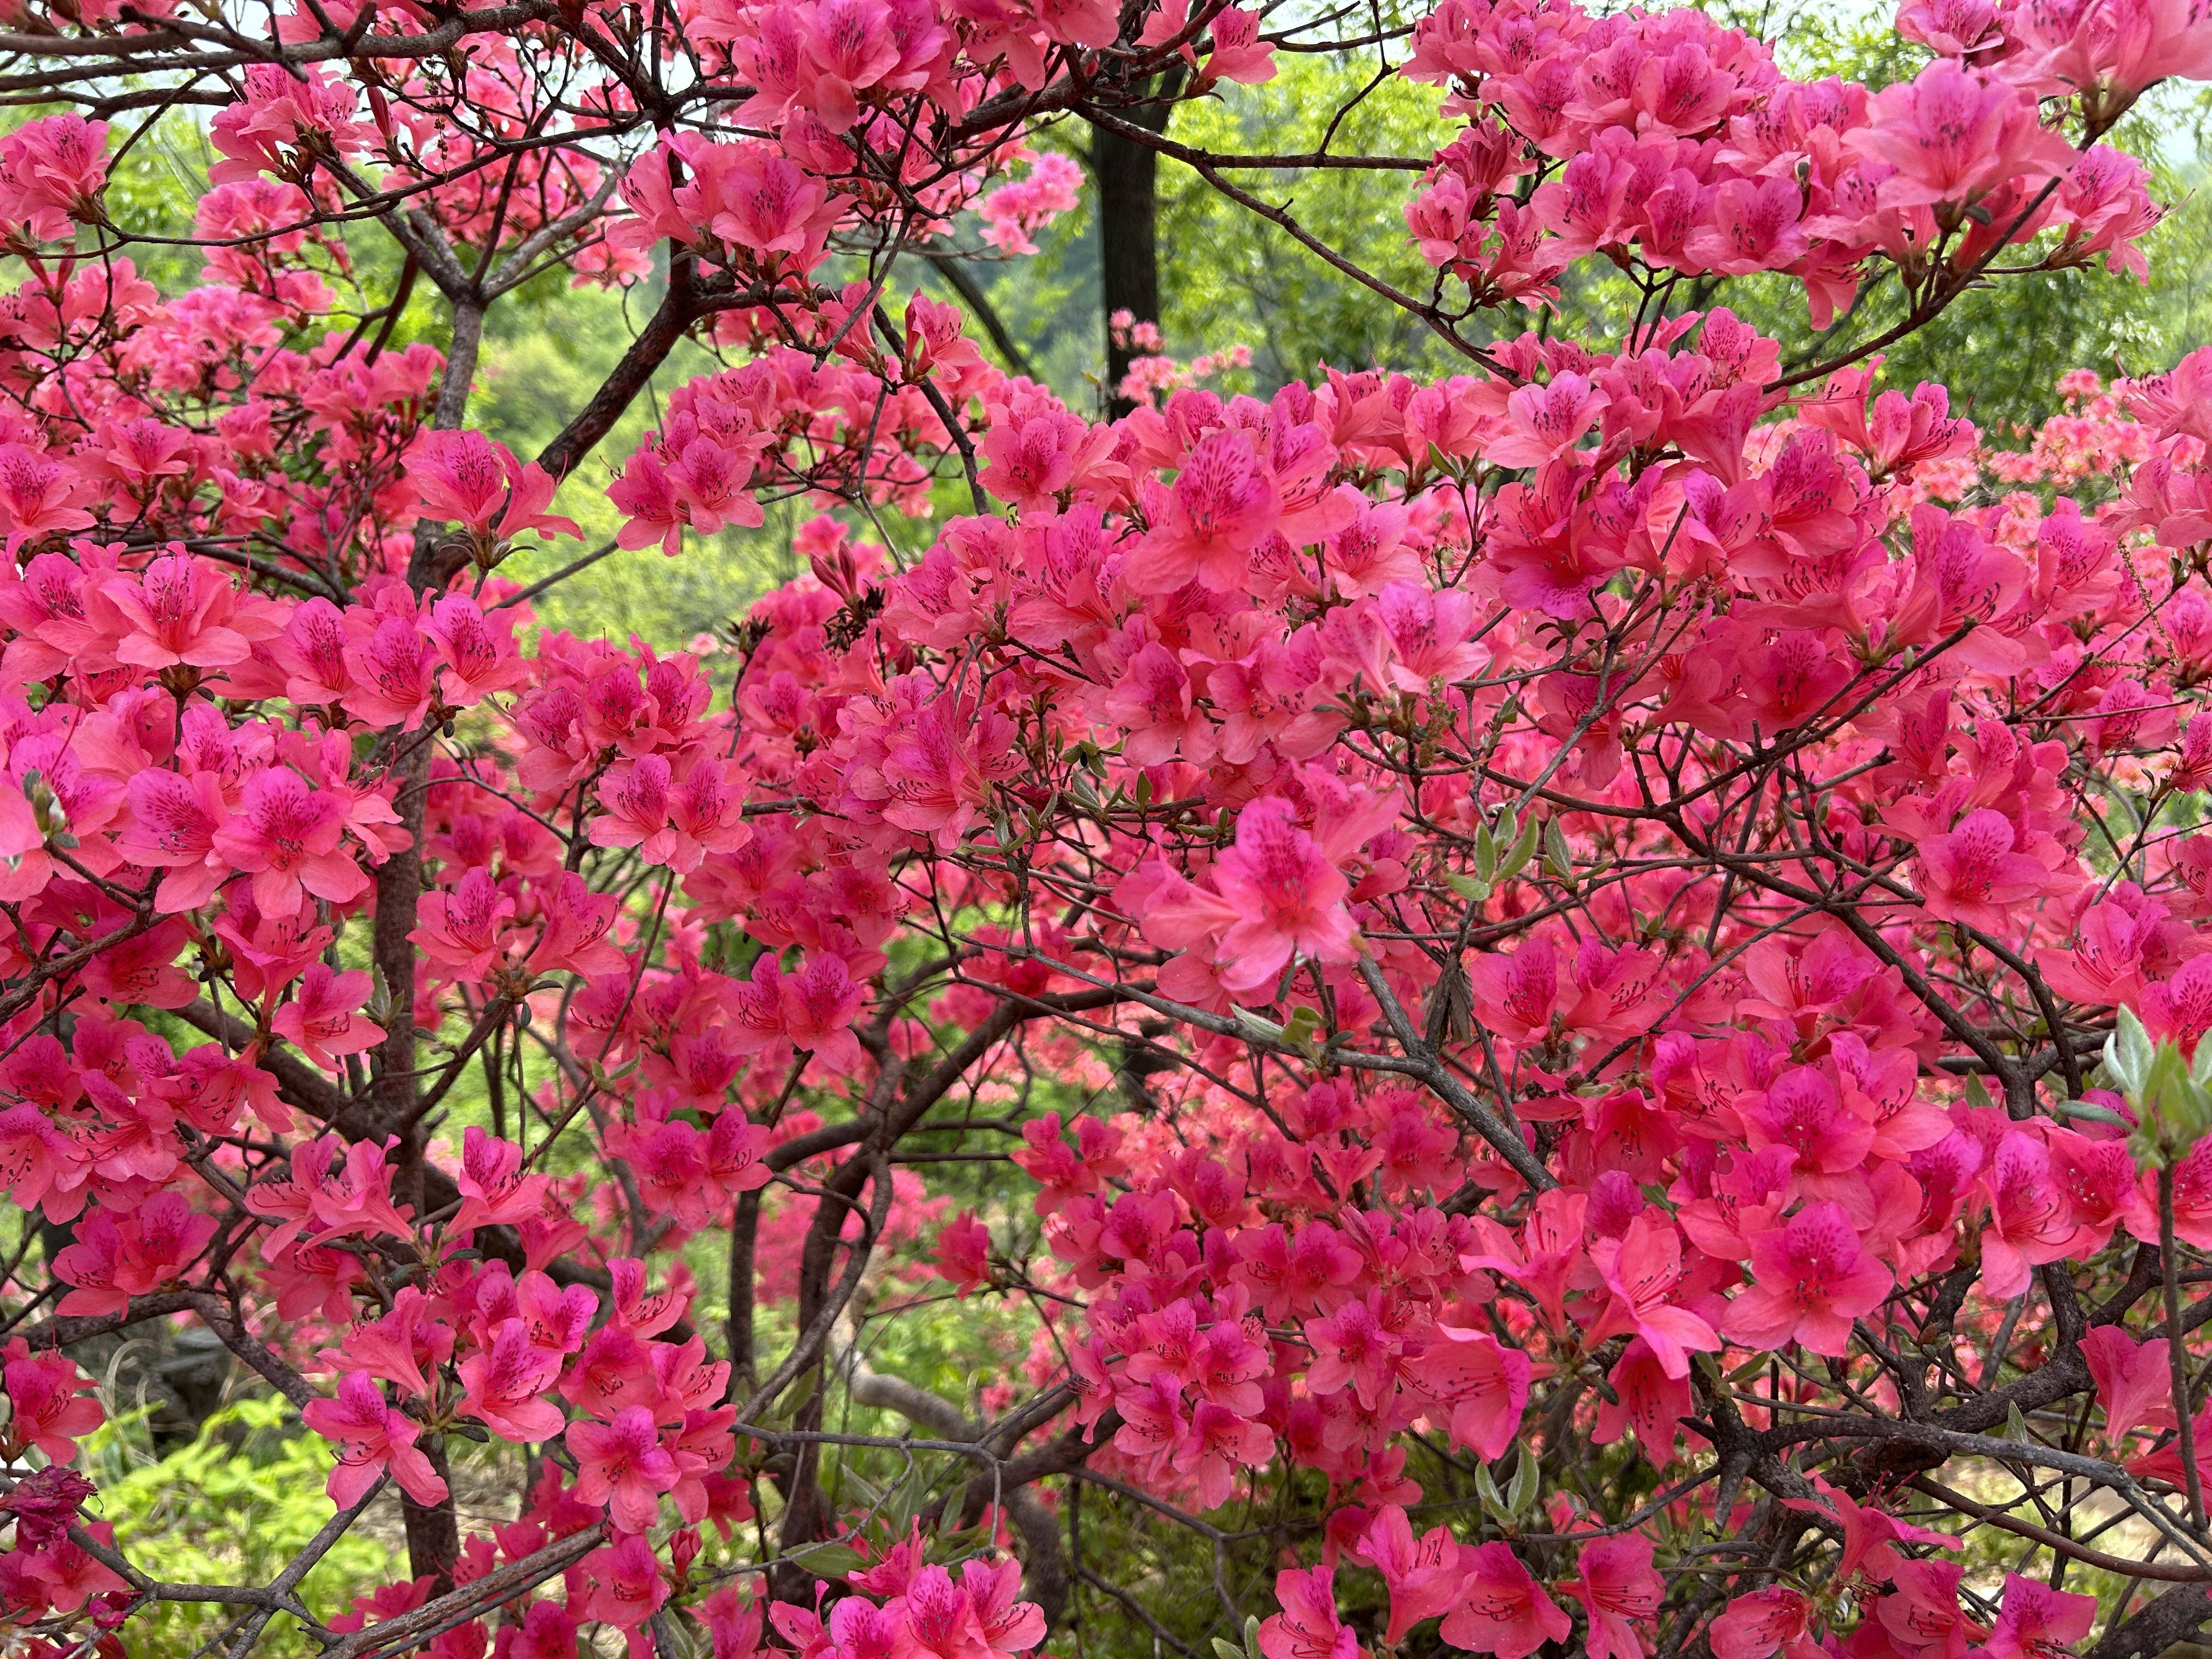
<box><xmin>2</xmin><ymin>0</ymin><xmax>2212</xmax><ymax>1655</ymax></box>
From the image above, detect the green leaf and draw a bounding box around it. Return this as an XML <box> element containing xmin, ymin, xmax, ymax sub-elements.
<box><xmin>1506</xmin><ymin>1445</ymin><xmax>1538</xmax><ymax>1517</ymax></box>
<box><xmin>1497</xmin><ymin>814</ymin><xmax>1541</xmax><ymax>884</ymax></box>
<box><xmin>2191</xmin><ymin>1034</ymin><xmax>2212</xmax><ymax>1091</ymax></box>
<box><xmin>2006</xmin><ymin>1400</ymin><xmax>2030</xmax><ymax>1443</ymax></box>
<box><xmin>1215</xmin><ymin>1641</ymin><xmax>1246</xmax><ymax>1659</ymax></box>
<box><xmin>1475</xmin><ymin>823</ymin><xmax>1498</xmax><ymax>884</ymax></box>
<box><xmin>2138</xmin><ymin>1040</ymin><xmax>2212</xmax><ymax>1155</ymax></box>
<box><xmin>1475</xmin><ymin>1460</ymin><xmax>1505</xmax><ymax>1513</ymax></box>
<box><xmin>788</xmin><ymin>1542</ymin><xmax>868</xmax><ymax>1581</ymax></box>
<box><xmin>1962</xmin><ymin>1074</ymin><xmax>1995</xmax><ymax>1113</ymax></box>
<box><xmin>2107</xmin><ymin>1006</ymin><xmax>2155</xmax><ymax>1095</ymax></box>
<box><xmin>2053</xmin><ymin>1098</ymin><xmax>2131</xmax><ymax>1128</ymax></box>
<box><xmin>1542</xmin><ymin>817</ymin><xmax>1575</xmax><ymax>887</ymax></box>
<box><xmin>1447</xmin><ymin>872</ymin><xmax>1491</xmax><ymax>902</ymax></box>
<box><xmin>769</xmin><ymin>1365</ymin><xmax>820</xmax><ymax>1427</ymax></box>
<box><xmin>1232</xmin><ymin>1006</ymin><xmax>1285</xmax><ymax>1043</ymax></box>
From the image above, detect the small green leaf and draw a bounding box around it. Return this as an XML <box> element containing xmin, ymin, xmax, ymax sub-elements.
<box><xmin>1475</xmin><ymin>823</ymin><xmax>1498</xmax><ymax>883</ymax></box>
<box><xmin>1215</xmin><ymin>1641</ymin><xmax>1246</xmax><ymax>1659</ymax></box>
<box><xmin>769</xmin><ymin>1365</ymin><xmax>820</xmax><ymax>1426</ymax></box>
<box><xmin>1447</xmin><ymin>872</ymin><xmax>1492</xmax><ymax>902</ymax></box>
<box><xmin>1542</xmin><ymin>817</ymin><xmax>1575</xmax><ymax>886</ymax></box>
<box><xmin>1232</xmin><ymin>1006</ymin><xmax>1285</xmax><ymax>1043</ymax></box>
<box><xmin>2006</xmin><ymin>1400</ymin><xmax>2030</xmax><ymax>1443</ymax></box>
<box><xmin>1475</xmin><ymin>1460</ymin><xmax>1505</xmax><ymax>1513</ymax></box>
<box><xmin>2107</xmin><ymin>1007</ymin><xmax>2155</xmax><ymax>1095</ymax></box>
<box><xmin>2053</xmin><ymin>1098</ymin><xmax>2131</xmax><ymax>1128</ymax></box>
<box><xmin>789</xmin><ymin>1542</ymin><xmax>867</xmax><ymax>1580</ymax></box>
<box><xmin>1497</xmin><ymin>814</ymin><xmax>1541</xmax><ymax>883</ymax></box>
<box><xmin>1506</xmin><ymin>1446</ymin><xmax>1538</xmax><ymax>1517</ymax></box>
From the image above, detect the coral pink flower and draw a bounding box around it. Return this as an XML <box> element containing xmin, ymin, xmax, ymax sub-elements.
<box><xmin>1136</xmin><ymin>428</ymin><xmax>1282</xmax><ymax>594</ymax></box>
<box><xmin>452</xmin><ymin>1126</ymin><xmax>550</xmax><ymax>1233</ymax></box>
<box><xmin>1485</xmin><ymin>374</ymin><xmax>1606</xmax><ymax>467</ymax></box>
<box><xmin>1711</xmin><ymin>1588</ymin><xmax>1818</xmax><ymax>1659</ymax></box>
<box><xmin>422</xmin><ymin>594</ymin><xmax>528</xmax><ymax>704</ymax></box>
<box><xmin>208</xmin><ymin>770</ymin><xmax>367</xmax><ymax>924</ymax></box>
<box><xmin>1442</xmin><ymin>1542</ymin><xmax>1572</xmax><ymax>1659</ymax></box>
<box><xmin>2081</xmin><ymin>1324</ymin><xmax>2174</xmax><ymax>1442</ymax></box>
<box><xmin>585</xmin><ymin>1531</ymin><xmax>670</xmax><ymax>1634</ymax></box>
<box><xmin>1978</xmin><ymin>1130</ymin><xmax>2079</xmax><ymax>1299</ymax></box>
<box><xmin>98</xmin><ymin>550</ymin><xmax>267</xmax><ymax>670</ymax></box>
<box><xmin>933</xmin><ymin>1210</ymin><xmax>991</xmax><ymax>1295</ymax></box>
<box><xmin>302</xmin><ymin>1370</ymin><xmax>450</xmax><ymax>1508</ymax></box>
<box><xmin>1913</xmin><ymin>809</ymin><xmax>2057</xmax><ymax>931</ymax></box>
<box><xmin>1174</xmin><ymin>1398</ymin><xmax>1274</xmax><ymax>1508</ymax></box>
<box><xmin>1876</xmin><ymin>1560</ymin><xmax>1983</xmax><ymax>1659</ymax></box>
<box><xmin>591</xmin><ymin>752</ymin><xmax>753</xmax><ymax>873</ymax></box>
<box><xmin>894</xmin><ymin>1559</ymin><xmax>1047</xmax><ymax>1659</ymax></box>
<box><xmin>1584</xmin><ymin>1212</ymin><xmax>1720</xmax><ymax>1379</ymax></box>
<box><xmin>343</xmin><ymin>612</ymin><xmax>441</xmax><ymax>730</ymax></box>
<box><xmin>410</xmin><ymin>866</ymin><xmax>517</xmax><ymax>979</ymax></box>
<box><xmin>456</xmin><ymin>1318</ymin><xmax>566</xmax><ymax>1443</ymax></box>
<box><xmin>1405</xmin><ymin>1325</ymin><xmax>1531</xmax><ymax>1460</ymax></box>
<box><xmin>1353</xmin><ymin>1505</ymin><xmax>1460</xmax><ymax>1644</ymax></box>
<box><xmin>1560</xmin><ymin>1536</ymin><xmax>1664</xmax><ymax>1659</ymax></box>
<box><xmin>407</xmin><ymin>429</ymin><xmax>579</xmax><ymax>541</ymax></box>
<box><xmin>1850</xmin><ymin>61</ymin><xmax>2074</xmax><ymax>210</ymax></box>
<box><xmin>117</xmin><ymin>768</ymin><xmax>231</xmax><ymax>912</ymax></box>
<box><xmin>270</xmin><ymin>962</ymin><xmax>385</xmax><ymax>1073</ymax></box>
<box><xmin>567</xmin><ymin>1405</ymin><xmax>681</xmax><ymax>1534</ymax></box>
<box><xmin>1</xmin><ymin>1346</ymin><xmax>104</xmax><ymax>1466</ymax></box>
<box><xmin>1720</xmin><ymin>1201</ymin><xmax>1894</xmax><ymax>1357</ymax></box>
<box><xmin>1984</xmin><ymin>1575</ymin><xmax>2095</xmax><ymax>1659</ymax></box>
<box><xmin>0</xmin><ymin>445</ymin><xmax>93</xmax><ymax>551</ymax></box>
<box><xmin>52</xmin><ymin>1194</ymin><xmax>216</xmax><ymax>1316</ymax></box>
<box><xmin>0</xmin><ymin>115</ymin><xmax>109</xmax><ymax>241</ymax></box>
<box><xmin>1207</xmin><ymin>797</ymin><xmax>1356</xmax><ymax>995</ymax></box>
<box><xmin>1257</xmin><ymin>1566</ymin><xmax>1358</xmax><ymax>1659</ymax></box>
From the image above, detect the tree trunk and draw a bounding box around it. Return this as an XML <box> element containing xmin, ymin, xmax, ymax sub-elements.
<box><xmin>1090</xmin><ymin>87</ymin><xmax>1175</xmax><ymax>419</ymax></box>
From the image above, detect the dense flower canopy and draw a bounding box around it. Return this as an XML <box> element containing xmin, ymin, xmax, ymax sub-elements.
<box><xmin>0</xmin><ymin>0</ymin><xmax>2210</xmax><ymax>1653</ymax></box>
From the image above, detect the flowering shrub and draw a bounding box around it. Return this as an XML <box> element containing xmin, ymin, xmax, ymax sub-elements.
<box><xmin>0</xmin><ymin>0</ymin><xmax>2210</xmax><ymax>1654</ymax></box>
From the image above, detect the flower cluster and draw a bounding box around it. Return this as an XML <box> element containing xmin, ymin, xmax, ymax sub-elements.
<box><xmin>0</xmin><ymin>0</ymin><xmax>2207</xmax><ymax>1650</ymax></box>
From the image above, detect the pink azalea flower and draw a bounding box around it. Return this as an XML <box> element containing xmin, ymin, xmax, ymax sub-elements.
<box><xmin>1720</xmin><ymin>1201</ymin><xmax>1894</xmax><ymax>1357</ymax></box>
<box><xmin>2080</xmin><ymin>1324</ymin><xmax>2175</xmax><ymax>1442</ymax></box>
<box><xmin>1257</xmin><ymin>1566</ymin><xmax>1358</xmax><ymax>1659</ymax></box>
<box><xmin>1560</xmin><ymin>1536</ymin><xmax>1664</xmax><ymax>1659</ymax></box>
<box><xmin>301</xmin><ymin>1370</ymin><xmax>450</xmax><ymax>1508</ymax></box>
<box><xmin>1207</xmin><ymin>797</ymin><xmax>1356</xmax><ymax>996</ymax></box>
<box><xmin>1353</xmin><ymin>1504</ymin><xmax>1460</xmax><ymax>1644</ymax></box>
<box><xmin>1914</xmin><ymin>809</ymin><xmax>2058</xmax><ymax>932</ymax></box>
<box><xmin>210</xmin><ymin>766</ymin><xmax>366</xmax><ymax>918</ymax></box>
<box><xmin>567</xmin><ymin>1406</ymin><xmax>681</xmax><ymax>1534</ymax></box>
<box><xmin>407</xmin><ymin>428</ymin><xmax>579</xmax><ymax>542</ymax></box>
<box><xmin>1983</xmin><ymin>1574</ymin><xmax>2095</xmax><ymax>1659</ymax></box>
<box><xmin>270</xmin><ymin>962</ymin><xmax>385</xmax><ymax>1073</ymax></box>
<box><xmin>1711</xmin><ymin>1588</ymin><xmax>1819</xmax><ymax>1659</ymax></box>
<box><xmin>1136</xmin><ymin>428</ymin><xmax>1282</xmax><ymax>594</ymax></box>
<box><xmin>1441</xmin><ymin>1542</ymin><xmax>1572</xmax><ymax>1659</ymax></box>
<box><xmin>456</xmin><ymin>1318</ymin><xmax>566</xmax><ymax>1442</ymax></box>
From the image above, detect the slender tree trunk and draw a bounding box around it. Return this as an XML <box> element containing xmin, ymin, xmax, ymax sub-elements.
<box><xmin>375</xmin><ymin>292</ymin><xmax>482</xmax><ymax>1594</ymax></box>
<box><xmin>1088</xmin><ymin>74</ymin><xmax>1178</xmax><ymax>419</ymax></box>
